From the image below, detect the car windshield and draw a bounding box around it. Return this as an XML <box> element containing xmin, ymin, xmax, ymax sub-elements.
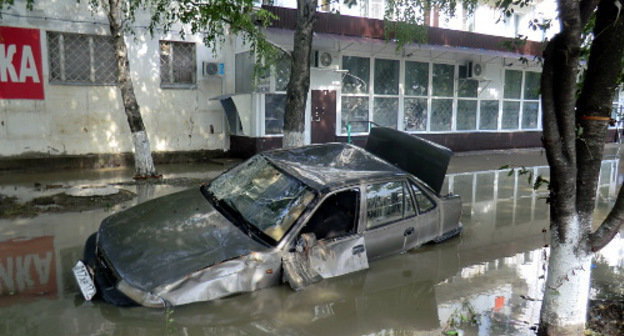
<box><xmin>207</xmin><ymin>156</ymin><xmax>315</xmax><ymax>244</ymax></box>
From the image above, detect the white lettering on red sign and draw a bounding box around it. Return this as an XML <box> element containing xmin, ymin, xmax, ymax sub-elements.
<box><xmin>0</xmin><ymin>26</ymin><xmax>45</xmax><ymax>99</ymax></box>
<box><xmin>0</xmin><ymin>44</ymin><xmax>40</xmax><ymax>83</ymax></box>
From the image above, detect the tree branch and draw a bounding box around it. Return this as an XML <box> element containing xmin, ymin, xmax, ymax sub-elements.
<box><xmin>590</xmin><ymin>183</ymin><xmax>624</xmax><ymax>251</ymax></box>
<box><xmin>579</xmin><ymin>0</ymin><xmax>600</xmax><ymax>26</ymax></box>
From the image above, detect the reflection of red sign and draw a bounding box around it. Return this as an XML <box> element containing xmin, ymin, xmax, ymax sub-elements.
<box><xmin>0</xmin><ymin>26</ymin><xmax>44</xmax><ymax>100</ymax></box>
<box><xmin>0</xmin><ymin>236</ymin><xmax>56</xmax><ymax>305</ymax></box>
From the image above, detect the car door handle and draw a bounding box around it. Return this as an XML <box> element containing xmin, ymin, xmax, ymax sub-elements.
<box><xmin>352</xmin><ymin>244</ymin><xmax>365</xmax><ymax>255</ymax></box>
<box><xmin>404</xmin><ymin>227</ymin><xmax>415</xmax><ymax>237</ymax></box>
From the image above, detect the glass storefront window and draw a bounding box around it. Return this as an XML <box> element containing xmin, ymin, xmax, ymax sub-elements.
<box><xmin>373</xmin><ymin>98</ymin><xmax>398</xmax><ymax>128</ymax></box>
<box><xmin>432</xmin><ymin>64</ymin><xmax>454</xmax><ymax>97</ymax></box>
<box><xmin>524</xmin><ymin>72</ymin><xmax>540</xmax><ymax>100</ymax></box>
<box><xmin>343</xmin><ymin>56</ymin><xmax>370</xmax><ymax>94</ymax></box>
<box><xmin>480</xmin><ymin>100</ymin><xmax>499</xmax><ymax>130</ymax></box>
<box><xmin>405</xmin><ymin>61</ymin><xmax>429</xmax><ymax>96</ymax></box>
<box><xmin>374</xmin><ymin>59</ymin><xmax>399</xmax><ymax>95</ymax></box>
<box><xmin>431</xmin><ymin>99</ymin><xmax>453</xmax><ymax>131</ymax></box>
<box><xmin>342</xmin><ymin>96</ymin><xmax>370</xmax><ymax>132</ymax></box>
<box><xmin>265</xmin><ymin>94</ymin><xmax>286</xmax><ymax>135</ymax></box>
<box><xmin>504</xmin><ymin>70</ymin><xmax>522</xmax><ymax>99</ymax></box>
<box><xmin>522</xmin><ymin>102</ymin><xmax>539</xmax><ymax>129</ymax></box>
<box><xmin>404</xmin><ymin>98</ymin><xmax>427</xmax><ymax>131</ymax></box>
<box><xmin>457</xmin><ymin>100</ymin><xmax>478</xmax><ymax>130</ymax></box>
<box><xmin>502</xmin><ymin>101</ymin><xmax>520</xmax><ymax>129</ymax></box>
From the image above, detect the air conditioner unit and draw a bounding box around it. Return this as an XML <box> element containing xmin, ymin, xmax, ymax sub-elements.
<box><xmin>314</xmin><ymin>51</ymin><xmax>339</xmax><ymax>69</ymax></box>
<box><xmin>203</xmin><ymin>62</ymin><xmax>225</xmax><ymax>76</ymax></box>
<box><xmin>465</xmin><ymin>61</ymin><xmax>485</xmax><ymax>80</ymax></box>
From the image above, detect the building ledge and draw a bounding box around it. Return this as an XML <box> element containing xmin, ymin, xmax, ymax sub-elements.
<box><xmin>263</xmin><ymin>5</ymin><xmax>543</xmax><ymax>57</ymax></box>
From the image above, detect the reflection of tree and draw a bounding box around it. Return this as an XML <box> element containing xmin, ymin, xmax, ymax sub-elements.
<box><xmin>591</xmin><ymin>255</ymin><xmax>624</xmax><ymax>300</ymax></box>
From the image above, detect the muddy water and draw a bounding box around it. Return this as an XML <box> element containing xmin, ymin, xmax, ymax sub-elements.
<box><xmin>1</xmin><ymin>150</ymin><xmax>622</xmax><ymax>336</ymax></box>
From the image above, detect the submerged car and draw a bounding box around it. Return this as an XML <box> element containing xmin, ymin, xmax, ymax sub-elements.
<box><xmin>73</xmin><ymin>127</ymin><xmax>462</xmax><ymax>307</ymax></box>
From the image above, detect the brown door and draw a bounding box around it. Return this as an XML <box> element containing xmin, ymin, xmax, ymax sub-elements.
<box><xmin>311</xmin><ymin>90</ymin><xmax>337</xmax><ymax>143</ymax></box>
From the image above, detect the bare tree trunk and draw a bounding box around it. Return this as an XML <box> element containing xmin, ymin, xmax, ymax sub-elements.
<box><xmin>538</xmin><ymin>0</ymin><xmax>624</xmax><ymax>334</ymax></box>
<box><xmin>106</xmin><ymin>0</ymin><xmax>158</xmax><ymax>178</ymax></box>
<box><xmin>282</xmin><ymin>0</ymin><xmax>317</xmax><ymax>148</ymax></box>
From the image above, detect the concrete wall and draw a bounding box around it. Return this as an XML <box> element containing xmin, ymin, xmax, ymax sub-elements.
<box><xmin>0</xmin><ymin>1</ymin><xmax>227</xmax><ymax>157</ymax></box>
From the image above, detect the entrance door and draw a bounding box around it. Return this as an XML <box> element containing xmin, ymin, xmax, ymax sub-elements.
<box><xmin>311</xmin><ymin>90</ymin><xmax>337</xmax><ymax>143</ymax></box>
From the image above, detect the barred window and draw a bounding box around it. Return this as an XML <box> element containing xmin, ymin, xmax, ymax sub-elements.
<box><xmin>160</xmin><ymin>41</ymin><xmax>196</xmax><ymax>87</ymax></box>
<box><xmin>47</xmin><ymin>31</ymin><xmax>117</xmax><ymax>85</ymax></box>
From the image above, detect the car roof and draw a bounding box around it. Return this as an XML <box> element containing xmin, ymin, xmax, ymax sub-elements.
<box><xmin>261</xmin><ymin>143</ymin><xmax>408</xmax><ymax>192</ymax></box>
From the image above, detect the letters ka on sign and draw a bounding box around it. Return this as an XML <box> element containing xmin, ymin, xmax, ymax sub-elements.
<box><xmin>0</xmin><ymin>26</ymin><xmax>44</xmax><ymax>100</ymax></box>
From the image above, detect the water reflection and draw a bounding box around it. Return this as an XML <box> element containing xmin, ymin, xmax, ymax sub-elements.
<box><xmin>0</xmin><ymin>159</ymin><xmax>622</xmax><ymax>336</ymax></box>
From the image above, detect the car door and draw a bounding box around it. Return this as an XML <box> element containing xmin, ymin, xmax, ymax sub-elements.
<box><xmin>405</xmin><ymin>180</ymin><xmax>440</xmax><ymax>250</ymax></box>
<box><xmin>361</xmin><ymin>179</ymin><xmax>418</xmax><ymax>260</ymax></box>
<box><xmin>282</xmin><ymin>188</ymin><xmax>369</xmax><ymax>290</ymax></box>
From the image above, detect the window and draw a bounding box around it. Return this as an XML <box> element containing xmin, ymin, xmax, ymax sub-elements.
<box><xmin>404</xmin><ymin>61</ymin><xmax>429</xmax><ymax>131</ymax></box>
<box><xmin>300</xmin><ymin>189</ymin><xmax>359</xmax><ymax>241</ymax></box>
<box><xmin>235</xmin><ymin>51</ymin><xmax>254</xmax><ymax>94</ymax></box>
<box><xmin>373</xmin><ymin>58</ymin><xmax>400</xmax><ymax>128</ymax></box>
<box><xmin>410</xmin><ymin>183</ymin><xmax>435</xmax><ymax>213</ymax></box>
<box><xmin>160</xmin><ymin>41</ymin><xmax>196</xmax><ymax>87</ymax></box>
<box><xmin>265</xmin><ymin>94</ymin><xmax>286</xmax><ymax>135</ymax></box>
<box><xmin>334</xmin><ymin>56</ymin><xmax>542</xmax><ymax>135</ymax></box>
<box><xmin>261</xmin><ymin>52</ymin><xmax>291</xmax><ymax>135</ymax></box>
<box><xmin>342</xmin><ymin>56</ymin><xmax>371</xmax><ymax>132</ymax></box>
<box><xmin>503</xmin><ymin>70</ymin><xmax>540</xmax><ymax>129</ymax></box>
<box><xmin>47</xmin><ymin>32</ymin><xmax>116</xmax><ymax>85</ymax></box>
<box><xmin>366</xmin><ymin>181</ymin><xmax>415</xmax><ymax>229</ymax></box>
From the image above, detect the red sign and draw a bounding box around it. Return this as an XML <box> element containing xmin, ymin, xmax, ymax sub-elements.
<box><xmin>0</xmin><ymin>236</ymin><xmax>57</xmax><ymax>305</ymax></box>
<box><xmin>0</xmin><ymin>26</ymin><xmax>44</xmax><ymax>100</ymax></box>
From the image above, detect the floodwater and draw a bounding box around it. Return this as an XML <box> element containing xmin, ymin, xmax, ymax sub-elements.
<box><xmin>1</xmin><ymin>149</ymin><xmax>622</xmax><ymax>336</ymax></box>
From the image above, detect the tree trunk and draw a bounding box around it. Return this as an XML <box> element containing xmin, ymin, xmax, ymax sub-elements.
<box><xmin>539</xmin><ymin>215</ymin><xmax>593</xmax><ymax>335</ymax></box>
<box><xmin>538</xmin><ymin>0</ymin><xmax>624</xmax><ymax>334</ymax></box>
<box><xmin>282</xmin><ymin>0</ymin><xmax>317</xmax><ymax>148</ymax></box>
<box><xmin>106</xmin><ymin>0</ymin><xmax>158</xmax><ymax>178</ymax></box>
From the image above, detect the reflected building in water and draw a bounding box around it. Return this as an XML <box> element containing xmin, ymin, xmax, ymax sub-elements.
<box><xmin>0</xmin><ymin>160</ymin><xmax>622</xmax><ymax>336</ymax></box>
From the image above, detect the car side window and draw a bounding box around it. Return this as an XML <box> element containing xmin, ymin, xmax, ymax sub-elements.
<box><xmin>300</xmin><ymin>189</ymin><xmax>359</xmax><ymax>241</ymax></box>
<box><xmin>366</xmin><ymin>181</ymin><xmax>414</xmax><ymax>229</ymax></box>
<box><xmin>410</xmin><ymin>182</ymin><xmax>436</xmax><ymax>213</ymax></box>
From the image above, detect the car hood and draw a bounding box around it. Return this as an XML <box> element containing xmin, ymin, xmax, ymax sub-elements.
<box><xmin>97</xmin><ymin>188</ymin><xmax>269</xmax><ymax>292</ymax></box>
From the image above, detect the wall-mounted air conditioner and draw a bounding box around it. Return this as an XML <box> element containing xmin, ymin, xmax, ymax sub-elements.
<box><xmin>314</xmin><ymin>51</ymin><xmax>339</xmax><ymax>70</ymax></box>
<box><xmin>203</xmin><ymin>62</ymin><xmax>225</xmax><ymax>76</ymax></box>
<box><xmin>465</xmin><ymin>61</ymin><xmax>485</xmax><ymax>80</ymax></box>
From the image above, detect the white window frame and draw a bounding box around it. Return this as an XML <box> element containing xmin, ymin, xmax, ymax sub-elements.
<box><xmin>338</xmin><ymin>54</ymin><xmax>544</xmax><ymax>135</ymax></box>
<box><xmin>502</xmin><ymin>69</ymin><xmax>542</xmax><ymax>131</ymax></box>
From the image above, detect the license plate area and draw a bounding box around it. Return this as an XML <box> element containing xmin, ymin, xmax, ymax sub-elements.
<box><xmin>73</xmin><ymin>260</ymin><xmax>97</xmax><ymax>301</ymax></box>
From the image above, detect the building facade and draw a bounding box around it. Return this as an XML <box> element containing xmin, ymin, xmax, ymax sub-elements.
<box><xmin>1</xmin><ymin>1</ymin><xmax>622</xmax><ymax>162</ymax></box>
<box><xmin>0</xmin><ymin>1</ymin><xmax>229</xmax><ymax>162</ymax></box>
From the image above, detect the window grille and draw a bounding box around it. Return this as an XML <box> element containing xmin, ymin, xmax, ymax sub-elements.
<box><xmin>47</xmin><ymin>31</ymin><xmax>117</xmax><ymax>85</ymax></box>
<box><xmin>160</xmin><ymin>41</ymin><xmax>196</xmax><ymax>87</ymax></box>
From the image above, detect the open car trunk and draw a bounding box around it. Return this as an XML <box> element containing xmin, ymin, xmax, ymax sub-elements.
<box><xmin>365</xmin><ymin>127</ymin><xmax>453</xmax><ymax>195</ymax></box>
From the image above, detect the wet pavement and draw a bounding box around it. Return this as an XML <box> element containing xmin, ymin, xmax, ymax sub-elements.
<box><xmin>1</xmin><ymin>148</ymin><xmax>623</xmax><ymax>336</ymax></box>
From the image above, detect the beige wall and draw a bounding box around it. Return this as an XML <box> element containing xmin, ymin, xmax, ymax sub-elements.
<box><xmin>0</xmin><ymin>1</ymin><xmax>227</xmax><ymax>157</ymax></box>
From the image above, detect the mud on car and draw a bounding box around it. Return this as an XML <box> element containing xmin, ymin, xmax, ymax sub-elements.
<box><xmin>73</xmin><ymin>127</ymin><xmax>462</xmax><ymax>307</ymax></box>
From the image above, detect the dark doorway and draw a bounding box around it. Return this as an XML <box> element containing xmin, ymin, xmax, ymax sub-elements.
<box><xmin>311</xmin><ymin>90</ymin><xmax>337</xmax><ymax>143</ymax></box>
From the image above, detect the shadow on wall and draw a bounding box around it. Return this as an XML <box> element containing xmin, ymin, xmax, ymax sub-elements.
<box><xmin>0</xmin><ymin>8</ymin><xmax>226</xmax><ymax>158</ymax></box>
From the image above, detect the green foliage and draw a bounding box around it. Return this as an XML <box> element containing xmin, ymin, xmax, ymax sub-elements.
<box><xmin>498</xmin><ymin>165</ymin><xmax>550</xmax><ymax>192</ymax></box>
<box><xmin>146</xmin><ymin>0</ymin><xmax>276</xmax><ymax>58</ymax></box>
<box><xmin>384</xmin><ymin>0</ymin><xmax>479</xmax><ymax>50</ymax></box>
<box><xmin>443</xmin><ymin>300</ymin><xmax>480</xmax><ymax>335</ymax></box>
<box><xmin>0</xmin><ymin>0</ymin><xmax>34</xmax><ymax>12</ymax></box>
